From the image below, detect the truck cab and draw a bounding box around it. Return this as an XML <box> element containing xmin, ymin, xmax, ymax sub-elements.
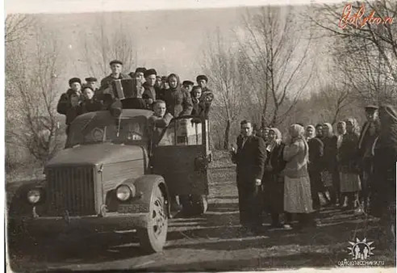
<box><xmin>7</xmin><ymin>109</ymin><xmax>211</xmax><ymax>254</ymax></box>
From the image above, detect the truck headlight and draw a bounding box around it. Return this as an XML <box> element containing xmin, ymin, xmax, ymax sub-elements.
<box><xmin>27</xmin><ymin>189</ymin><xmax>41</xmax><ymax>204</ymax></box>
<box><xmin>116</xmin><ymin>184</ymin><xmax>136</xmax><ymax>201</ymax></box>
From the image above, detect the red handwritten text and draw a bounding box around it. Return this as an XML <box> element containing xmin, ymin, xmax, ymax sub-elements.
<box><xmin>339</xmin><ymin>4</ymin><xmax>393</xmax><ymax>29</ymax></box>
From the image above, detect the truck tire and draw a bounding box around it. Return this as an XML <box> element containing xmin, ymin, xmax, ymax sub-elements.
<box><xmin>138</xmin><ymin>185</ymin><xmax>168</xmax><ymax>254</ymax></box>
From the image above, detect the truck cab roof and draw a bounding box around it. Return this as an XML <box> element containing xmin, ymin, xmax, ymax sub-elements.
<box><xmin>66</xmin><ymin>109</ymin><xmax>154</xmax><ymax>148</ymax></box>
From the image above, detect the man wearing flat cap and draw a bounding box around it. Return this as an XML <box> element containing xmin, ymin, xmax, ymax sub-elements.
<box><xmin>142</xmin><ymin>68</ymin><xmax>162</xmax><ymax>109</ymax></box>
<box><xmin>98</xmin><ymin>60</ymin><xmax>131</xmax><ymax>110</ymax></box>
<box><xmin>196</xmin><ymin>74</ymin><xmax>214</xmax><ymax>118</ymax></box>
<box><xmin>358</xmin><ymin>104</ymin><xmax>380</xmax><ymax>213</ymax></box>
<box><xmin>161</xmin><ymin>76</ymin><xmax>169</xmax><ymax>90</ymax></box>
<box><xmin>85</xmin><ymin>77</ymin><xmax>98</xmax><ymax>91</ymax></box>
<box><xmin>134</xmin><ymin>67</ymin><xmax>147</xmax><ymax>85</ymax></box>
<box><xmin>99</xmin><ymin>60</ymin><xmax>131</xmax><ymax>91</ymax></box>
<box><xmin>182</xmin><ymin>80</ymin><xmax>194</xmax><ymax>95</ymax></box>
<box><xmin>155</xmin><ymin>75</ymin><xmax>162</xmax><ymax>90</ymax></box>
<box><xmin>57</xmin><ymin>77</ymin><xmax>84</xmax><ymax>116</ymax></box>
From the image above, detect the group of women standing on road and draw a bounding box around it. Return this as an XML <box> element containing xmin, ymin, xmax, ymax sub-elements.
<box><xmin>231</xmin><ymin>104</ymin><xmax>396</xmax><ymax>246</ymax></box>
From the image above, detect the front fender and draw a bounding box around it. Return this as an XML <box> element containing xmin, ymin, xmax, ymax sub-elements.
<box><xmin>7</xmin><ymin>180</ymin><xmax>45</xmax><ymax>218</ymax></box>
<box><xmin>134</xmin><ymin>175</ymin><xmax>170</xmax><ymax>218</ymax></box>
<box><xmin>115</xmin><ymin>175</ymin><xmax>170</xmax><ymax>218</ymax></box>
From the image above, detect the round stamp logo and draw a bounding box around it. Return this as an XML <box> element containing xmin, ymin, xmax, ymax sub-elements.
<box><xmin>347</xmin><ymin>238</ymin><xmax>375</xmax><ymax>260</ymax></box>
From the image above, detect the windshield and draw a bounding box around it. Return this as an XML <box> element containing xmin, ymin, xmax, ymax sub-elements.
<box><xmin>66</xmin><ymin>113</ymin><xmax>149</xmax><ymax>147</ymax></box>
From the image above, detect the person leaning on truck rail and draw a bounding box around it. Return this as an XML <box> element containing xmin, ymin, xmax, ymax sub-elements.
<box><xmin>148</xmin><ymin>100</ymin><xmax>173</xmax><ymax>149</ymax></box>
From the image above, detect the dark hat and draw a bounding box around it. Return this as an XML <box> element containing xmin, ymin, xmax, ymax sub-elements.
<box><xmin>183</xmin><ymin>80</ymin><xmax>194</xmax><ymax>86</ymax></box>
<box><xmin>68</xmin><ymin>77</ymin><xmax>81</xmax><ymax>86</ymax></box>
<box><xmin>82</xmin><ymin>85</ymin><xmax>94</xmax><ymax>92</ymax></box>
<box><xmin>109</xmin><ymin>60</ymin><xmax>123</xmax><ymax>66</ymax></box>
<box><xmin>144</xmin><ymin>68</ymin><xmax>157</xmax><ymax>78</ymax></box>
<box><xmin>135</xmin><ymin>67</ymin><xmax>147</xmax><ymax>74</ymax></box>
<box><xmin>365</xmin><ymin>104</ymin><xmax>378</xmax><ymax>111</ymax></box>
<box><xmin>196</xmin><ymin>75</ymin><xmax>208</xmax><ymax>83</ymax></box>
<box><xmin>85</xmin><ymin>77</ymin><xmax>97</xmax><ymax>82</ymax></box>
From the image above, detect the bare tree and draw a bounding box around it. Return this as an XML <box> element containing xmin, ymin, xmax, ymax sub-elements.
<box><xmin>311</xmin><ymin>1</ymin><xmax>397</xmax><ymax>104</ymax></box>
<box><xmin>202</xmin><ymin>30</ymin><xmax>247</xmax><ymax>149</ymax></box>
<box><xmin>312</xmin><ymin>84</ymin><xmax>352</xmax><ymax>125</ymax></box>
<box><xmin>6</xmin><ymin>27</ymin><xmax>64</xmax><ymax>165</ymax></box>
<box><xmin>5</xmin><ymin>14</ymin><xmax>35</xmax><ymax>44</ymax></box>
<box><xmin>238</xmin><ymin>6</ymin><xmax>315</xmax><ymax>127</ymax></box>
<box><xmin>80</xmin><ymin>13</ymin><xmax>137</xmax><ymax>78</ymax></box>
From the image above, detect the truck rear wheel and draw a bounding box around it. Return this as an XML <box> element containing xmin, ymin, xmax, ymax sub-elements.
<box><xmin>138</xmin><ymin>185</ymin><xmax>168</xmax><ymax>254</ymax></box>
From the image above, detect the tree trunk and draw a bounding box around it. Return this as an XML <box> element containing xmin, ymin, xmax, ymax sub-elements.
<box><xmin>270</xmin><ymin>108</ymin><xmax>278</xmax><ymax>127</ymax></box>
<box><xmin>223</xmin><ymin>120</ymin><xmax>231</xmax><ymax>150</ymax></box>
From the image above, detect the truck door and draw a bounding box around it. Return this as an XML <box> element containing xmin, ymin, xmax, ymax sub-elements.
<box><xmin>152</xmin><ymin>116</ymin><xmax>210</xmax><ymax>197</ymax></box>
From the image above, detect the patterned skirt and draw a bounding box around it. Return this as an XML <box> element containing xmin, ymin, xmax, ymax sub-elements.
<box><xmin>339</xmin><ymin>172</ymin><xmax>361</xmax><ymax>193</ymax></box>
<box><xmin>284</xmin><ymin>175</ymin><xmax>314</xmax><ymax>214</ymax></box>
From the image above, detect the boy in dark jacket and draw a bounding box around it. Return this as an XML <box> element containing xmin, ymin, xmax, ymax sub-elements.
<box><xmin>57</xmin><ymin>77</ymin><xmax>84</xmax><ymax>116</ymax></box>
<box><xmin>196</xmin><ymin>75</ymin><xmax>214</xmax><ymax>118</ymax></box>
<box><xmin>191</xmin><ymin>86</ymin><xmax>206</xmax><ymax>117</ymax></box>
<box><xmin>65</xmin><ymin>92</ymin><xmax>83</xmax><ymax>135</ymax></box>
<box><xmin>142</xmin><ymin>68</ymin><xmax>159</xmax><ymax>109</ymax></box>
<box><xmin>81</xmin><ymin>86</ymin><xmax>103</xmax><ymax>113</ymax></box>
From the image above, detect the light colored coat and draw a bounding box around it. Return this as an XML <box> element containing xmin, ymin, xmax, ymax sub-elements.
<box><xmin>283</xmin><ymin>138</ymin><xmax>309</xmax><ymax>178</ymax></box>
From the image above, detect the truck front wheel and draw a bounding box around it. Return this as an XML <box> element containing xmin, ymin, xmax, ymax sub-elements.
<box><xmin>138</xmin><ymin>185</ymin><xmax>168</xmax><ymax>253</ymax></box>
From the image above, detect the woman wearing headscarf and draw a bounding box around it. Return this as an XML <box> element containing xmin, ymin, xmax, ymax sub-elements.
<box><xmin>262</xmin><ymin>128</ymin><xmax>288</xmax><ymax>228</ymax></box>
<box><xmin>337</xmin><ymin>118</ymin><xmax>361</xmax><ymax>210</ymax></box>
<box><xmin>305</xmin><ymin>125</ymin><xmax>324</xmax><ymax>210</ymax></box>
<box><xmin>163</xmin><ymin>73</ymin><xmax>193</xmax><ymax>117</ymax></box>
<box><xmin>321</xmin><ymin>123</ymin><xmax>339</xmax><ymax>205</ymax></box>
<box><xmin>283</xmin><ymin>124</ymin><xmax>315</xmax><ymax>229</ymax></box>
<box><xmin>369</xmin><ymin>104</ymin><xmax>397</xmax><ymax>245</ymax></box>
<box><xmin>336</xmin><ymin>121</ymin><xmax>346</xmax><ymax>151</ymax></box>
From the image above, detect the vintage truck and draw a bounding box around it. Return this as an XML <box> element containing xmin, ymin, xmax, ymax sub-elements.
<box><xmin>7</xmin><ymin>109</ymin><xmax>211</xmax><ymax>254</ymax></box>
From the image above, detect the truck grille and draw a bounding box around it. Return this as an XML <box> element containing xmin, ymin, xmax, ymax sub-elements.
<box><xmin>45</xmin><ymin>166</ymin><xmax>96</xmax><ymax>216</ymax></box>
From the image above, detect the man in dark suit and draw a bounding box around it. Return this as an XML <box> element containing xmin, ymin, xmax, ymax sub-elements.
<box><xmin>358</xmin><ymin>105</ymin><xmax>380</xmax><ymax>212</ymax></box>
<box><xmin>231</xmin><ymin>120</ymin><xmax>267</xmax><ymax>233</ymax></box>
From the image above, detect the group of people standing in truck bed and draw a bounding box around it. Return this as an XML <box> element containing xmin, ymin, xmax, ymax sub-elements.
<box><xmin>56</xmin><ymin>59</ymin><xmax>214</xmax><ymax>136</ymax></box>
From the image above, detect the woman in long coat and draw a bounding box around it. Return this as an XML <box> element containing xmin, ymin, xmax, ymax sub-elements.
<box><xmin>370</xmin><ymin>105</ymin><xmax>397</xmax><ymax>245</ymax></box>
<box><xmin>337</xmin><ymin>118</ymin><xmax>361</xmax><ymax>210</ymax></box>
<box><xmin>262</xmin><ymin>128</ymin><xmax>287</xmax><ymax>228</ymax></box>
<box><xmin>283</xmin><ymin>124</ymin><xmax>315</xmax><ymax>229</ymax></box>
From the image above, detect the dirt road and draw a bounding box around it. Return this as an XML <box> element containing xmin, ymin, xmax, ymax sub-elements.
<box><xmin>7</xmin><ymin>167</ymin><xmax>395</xmax><ymax>272</ymax></box>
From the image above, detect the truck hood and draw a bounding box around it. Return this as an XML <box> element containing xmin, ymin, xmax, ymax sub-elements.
<box><xmin>46</xmin><ymin>143</ymin><xmax>145</xmax><ymax>168</ymax></box>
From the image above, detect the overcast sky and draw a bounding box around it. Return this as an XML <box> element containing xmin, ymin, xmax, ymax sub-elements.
<box><xmin>6</xmin><ymin>1</ymin><xmax>337</xmax><ymax>97</ymax></box>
